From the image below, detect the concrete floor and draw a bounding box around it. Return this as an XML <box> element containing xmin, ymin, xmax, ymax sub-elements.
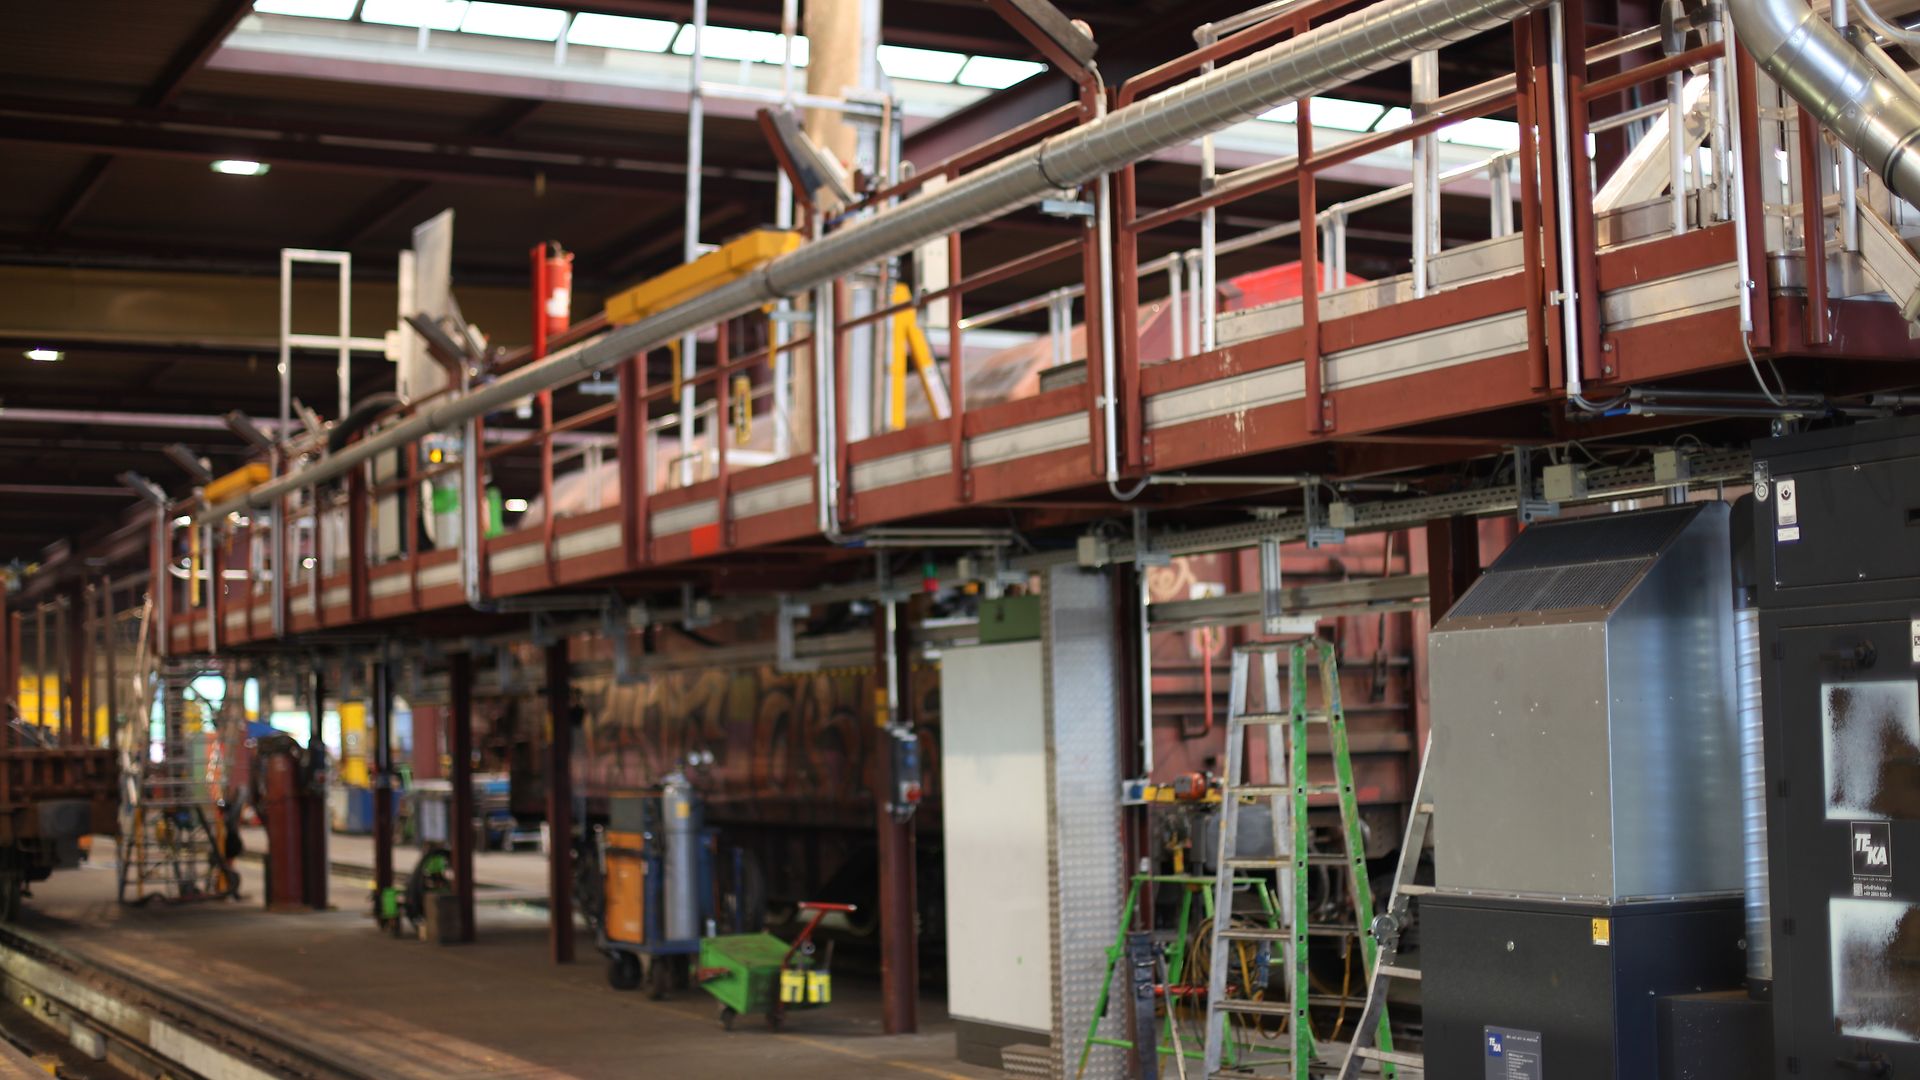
<box><xmin>22</xmin><ymin>845</ymin><xmax>1003</xmax><ymax>1080</ymax></box>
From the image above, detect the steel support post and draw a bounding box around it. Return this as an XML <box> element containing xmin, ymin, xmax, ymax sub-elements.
<box><xmin>65</xmin><ymin>588</ymin><xmax>86</xmax><ymax>744</ymax></box>
<box><xmin>1041</xmin><ymin>564</ymin><xmax>1127</xmax><ymax>1080</ymax></box>
<box><xmin>874</xmin><ymin>599</ymin><xmax>919</xmax><ymax>1034</ymax></box>
<box><xmin>450</xmin><ymin>651</ymin><xmax>477</xmax><ymax>943</ymax></box>
<box><xmin>1425</xmin><ymin>516</ymin><xmax>1483</xmax><ymax>621</ymax></box>
<box><xmin>0</xmin><ymin>588</ymin><xmax>10</xmax><ymax>721</ymax></box>
<box><xmin>304</xmin><ymin>667</ymin><xmax>330</xmax><ymax>909</ymax></box>
<box><xmin>371</xmin><ymin>659</ymin><xmax>395</xmax><ymax>900</ymax></box>
<box><xmin>410</xmin><ymin>705</ymin><xmax>442</xmax><ymax>781</ymax></box>
<box><xmin>545</xmin><ymin>640</ymin><xmax>575</xmax><ymax>964</ymax></box>
<box><xmin>5</xmin><ymin>613</ymin><xmax>17</xmax><ymax>724</ymax></box>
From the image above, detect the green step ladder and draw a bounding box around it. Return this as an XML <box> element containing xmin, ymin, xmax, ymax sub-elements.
<box><xmin>1201</xmin><ymin>639</ymin><xmax>1394</xmax><ymax>1080</ymax></box>
<box><xmin>1075</xmin><ymin>873</ymin><xmax>1284</xmax><ymax>1079</ymax></box>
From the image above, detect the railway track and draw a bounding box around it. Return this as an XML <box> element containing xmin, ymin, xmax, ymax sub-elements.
<box><xmin>0</xmin><ymin>923</ymin><xmax>383</xmax><ymax>1080</ymax></box>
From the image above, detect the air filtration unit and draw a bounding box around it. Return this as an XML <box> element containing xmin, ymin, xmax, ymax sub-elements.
<box><xmin>1423</xmin><ymin>501</ymin><xmax>1751</xmax><ymax>1080</ymax></box>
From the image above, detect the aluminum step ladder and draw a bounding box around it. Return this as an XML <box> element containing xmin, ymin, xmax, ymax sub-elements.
<box><xmin>116</xmin><ymin>663</ymin><xmax>240</xmax><ymax>906</ymax></box>
<box><xmin>1336</xmin><ymin>738</ymin><xmax>1436</xmax><ymax>1078</ymax></box>
<box><xmin>1202</xmin><ymin>639</ymin><xmax>1393</xmax><ymax>1080</ymax></box>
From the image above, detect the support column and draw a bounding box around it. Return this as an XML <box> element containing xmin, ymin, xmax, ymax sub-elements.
<box><xmin>0</xmin><ymin>587</ymin><xmax>10</xmax><ymax>721</ymax></box>
<box><xmin>545</xmin><ymin>640</ymin><xmax>575</xmax><ymax>964</ymax></box>
<box><xmin>1041</xmin><ymin>565</ymin><xmax>1126</xmax><ymax>1080</ymax></box>
<box><xmin>304</xmin><ymin>667</ymin><xmax>331</xmax><ymax>909</ymax></box>
<box><xmin>1425</xmin><ymin>516</ymin><xmax>1483</xmax><ymax>620</ymax></box>
<box><xmin>874</xmin><ymin>598</ymin><xmax>919</xmax><ymax>1034</ymax></box>
<box><xmin>410</xmin><ymin>704</ymin><xmax>443</xmax><ymax>781</ymax></box>
<box><xmin>6</xmin><ymin>612</ymin><xmax>18</xmax><ymax>724</ymax></box>
<box><xmin>65</xmin><ymin>588</ymin><xmax>88</xmax><ymax>744</ymax></box>
<box><xmin>371</xmin><ymin>658</ymin><xmax>395</xmax><ymax>901</ymax></box>
<box><xmin>450</xmin><ymin>652</ymin><xmax>476</xmax><ymax>943</ymax></box>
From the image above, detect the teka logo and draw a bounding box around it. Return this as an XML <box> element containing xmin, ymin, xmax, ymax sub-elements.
<box><xmin>1852</xmin><ymin>822</ymin><xmax>1892</xmax><ymax>878</ymax></box>
<box><xmin>1487</xmin><ymin>1034</ymin><xmax>1504</xmax><ymax>1057</ymax></box>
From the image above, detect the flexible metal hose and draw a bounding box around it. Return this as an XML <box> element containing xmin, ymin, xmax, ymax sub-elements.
<box><xmin>1730</xmin><ymin>0</ymin><xmax>1920</xmax><ymax>205</ymax></box>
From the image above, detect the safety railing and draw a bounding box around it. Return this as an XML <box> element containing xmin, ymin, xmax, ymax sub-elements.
<box><xmin>1111</xmin><ymin>0</ymin><xmax>1549</xmax><ymax>460</ymax></box>
<box><xmin>163</xmin><ymin>0</ymin><xmax>1859</xmax><ymax>658</ymax></box>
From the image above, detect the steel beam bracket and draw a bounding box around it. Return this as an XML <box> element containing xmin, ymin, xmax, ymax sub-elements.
<box><xmin>1514</xmin><ymin>446</ymin><xmax>1561</xmax><ymax>524</ymax></box>
<box><xmin>1302</xmin><ymin>485</ymin><xmax>1346</xmax><ymax>549</ymax></box>
<box><xmin>1133</xmin><ymin>509</ymin><xmax>1171</xmax><ymax>568</ymax></box>
<box><xmin>775</xmin><ymin>597</ymin><xmax>821</xmax><ymax>674</ymax></box>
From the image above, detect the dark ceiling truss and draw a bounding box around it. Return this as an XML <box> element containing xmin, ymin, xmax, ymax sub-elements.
<box><xmin>38</xmin><ymin>0</ymin><xmax>254</xmax><ymax>238</ymax></box>
<box><xmin>0</xmin><ymin>97</ymin><xmax>776</xmax><ymax>201</ymax></box>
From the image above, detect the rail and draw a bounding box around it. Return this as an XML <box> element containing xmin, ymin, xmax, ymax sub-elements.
<box><xmin>0</xmin><ymin>923</ymin><xmax>385</xmax><ymax>1080</ymax></box>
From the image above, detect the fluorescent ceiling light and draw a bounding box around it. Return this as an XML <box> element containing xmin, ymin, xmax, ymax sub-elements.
<box><xmin>253</xmin><ymin>0</ymin><xmax>359</xmax><ymax>17</ymax></box>
<box><xmin>878</xmin><ymin>44</ymin><xmax>967</xmax><ymax>83</ymax></box>
<box><xmin>211</xmin><ymin>159</ymin><xmax>271</xmax><ymax>176</ymax></box>
<box><xmin>566</xmin><ymin>12</ymin><xmax>677</xmax><ymax>52</ymax></box>
<box><xmin>1441</xmin><ymin>117</ymin><xmax>1522</xmax><ymax>150</ymax></box>
<box><xmin>1259</xmin><ymin>101</ymin><xmax>1297</xmax><ymax>123</ymax></box>
<box><xmin>671</xmin><ymin>24</ymin><xmax>808</xmax><ymax>65</ymax></box>
<box><xmin>24</xmin><ymin>348</ymin><xmax>63</xmax><ymax>363</ymax></box>
<box><xmin>459</xmin><ymin>1</ymin><xmax>565</xmax><ymax>40</ymax></box>
<box><xmin>955</xmin><ymin>55</ymin><xmax>1044</xmax><ymax>89</ymax></box>
<box><xmin>360</xmin><ymin>0</ymin><xmax>467</xmax><ymax>30</ymax></box>
<box><xmin>503</xmin><ymin>497</ymin><xmax>531</xmax><ymax>513</ymax></box>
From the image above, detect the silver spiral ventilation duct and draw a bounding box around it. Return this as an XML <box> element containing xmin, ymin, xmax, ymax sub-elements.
<box><xmin>1733</xmin><ymin>603</ymin><xmax>1773</xmax><ymax>986</ymax></box>
<box><xmin>206</xmin><ymin>0</ymin><xmax>1548</xmax><ymax>519</ymax></box>
<box><xmin>1730</xmin><ymin>0</ymin><xmax>1920</xmax><ymax>206</ymax></box>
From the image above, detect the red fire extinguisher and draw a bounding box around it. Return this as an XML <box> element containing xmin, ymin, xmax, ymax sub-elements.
<box><xmin>542</xmin><ymin>242</ymin><xmax>573</xmax><ymax>337</ymax></box>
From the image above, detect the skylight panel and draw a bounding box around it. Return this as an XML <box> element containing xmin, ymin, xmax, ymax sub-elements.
<box><xmin>877</xmin><ymin>44</ymin><xmax>967</xmax><ymax>83</ymax></box>
<box><xmin>670</xmin><ymin>24</ymin><xmax>806</xmax><ymax>65</ymax></box>
<box><xmin>1309</xmin><ymin>97</ymin><xmax>1386</xmax><ymax>132</ymax></box>
<box><xmin>459</xmin><ymin>1</ymin><xmax>565</xmax><ymax>40</ymax></box>
<box><xmin>566</xmin><ymin>12</ymin><xmax>678</xmax><ymax>52</ymax></box>
<box><xmin>1441</xmin><ymin>117</ymin><xmax>1522</xmax><ymax>150</ymax></box>
<box><xmin>955</xmin><ymin>55</ymin><xmax>1045</xmax><ymax>89</ymax></box>
<box><xmin>253</xmin><ymin>0</ymin><xmax>360</xmax><ymax>18</ymax></box>
<box><xmin>360</xmin><ymin>0</ymin><xmax>467</xmax><ymax>30</ymax></box>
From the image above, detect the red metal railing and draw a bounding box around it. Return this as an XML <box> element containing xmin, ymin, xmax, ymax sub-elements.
<box><xmin>165</xmin><ymin>2</ymin><xmax>1795</xmax><ymax>656</ymax></box>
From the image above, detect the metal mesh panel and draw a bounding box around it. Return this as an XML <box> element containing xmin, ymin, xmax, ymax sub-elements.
<box><xmin>1450</xmin><ymin>557</ymin><xmax>1651</xmax><ymax>618</ymax></box>
<box><xmin>1492</xmin><ymin>505</ymin><xmax>1697</xmax><ymax>570</ymax></box>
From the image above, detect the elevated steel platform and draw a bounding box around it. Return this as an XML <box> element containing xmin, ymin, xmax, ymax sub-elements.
<box><xmin>153</xmin><ymin>0</ymin><xmax>1920</xmax><ymax>657</ymax></box>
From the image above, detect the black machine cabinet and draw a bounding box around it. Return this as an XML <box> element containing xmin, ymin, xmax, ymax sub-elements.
<box><xmin>1753</xmin><ymin>418</ymin><xmax>1920</xmax><ymax>1079</ymax></box>
<box><xmin>1422</xmin><ymin>896</ymin><xmax>1748</xmax><ymax>1080</ymax></box>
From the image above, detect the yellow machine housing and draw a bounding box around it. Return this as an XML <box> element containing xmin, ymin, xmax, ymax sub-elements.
<box><xmin>603</xmin><ymin>230</ymin><xmax>801</xmax><ymax>326</ymax></box>
<box><xmin>203</xmin><ymin>462</ymin><xmax>272</xmax><ymax>505</ymax></box>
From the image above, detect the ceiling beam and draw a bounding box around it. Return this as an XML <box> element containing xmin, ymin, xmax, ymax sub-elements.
<box><xmin>0</xmin><ymin>97</ymin><xmax>774</xmax><ymax>201</ymax></box>
<box><xmin>39</xmin><ymin>0</ymin><xmax>254</xmax><ymax>241</ymax></box>
<box><xmin>148</xmin><ymin>0</ymin><xmax>256</xmax><ymax>109</ymax></box>
<box><xmin>326</xmin><ymin>97</ymin><xmax>551</xmax><ymax>251</ymax></box>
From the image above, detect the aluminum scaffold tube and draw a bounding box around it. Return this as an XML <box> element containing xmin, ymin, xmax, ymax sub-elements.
<box><xmin>207</xmin><ymin>0</ymin><xmax>1554</xmax><ymax>521</ymax></box>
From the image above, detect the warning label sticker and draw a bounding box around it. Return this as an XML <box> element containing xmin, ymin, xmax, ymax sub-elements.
<box><xmin>1852</xmin><ymin>821</ymin><xmax>1893</xmax><ymax>900</ymax></box>
<box><xmin>1485</xmin><ymin>1026</ymin><xmax>1543</xmax><ymax>1080</ymax></box>
<box><xmin>1910</xmin><ymin>618</ymin><xmax>1919</xmax><ymax>666</ymax></box>
<box><xmin>1775</xmin><ymin>478</ymin><xmax>1799</xmax><ymax>543</ymax></box>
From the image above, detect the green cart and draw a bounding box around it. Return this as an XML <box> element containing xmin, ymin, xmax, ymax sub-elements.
<box><xmin>696</xmin><ymin>901</ymin><xmax>851</xmax><ymax>1030</ymax></box>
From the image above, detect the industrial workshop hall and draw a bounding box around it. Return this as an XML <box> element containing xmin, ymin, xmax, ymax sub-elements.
<box><xmin>2</xmin><ymin>0</ymin><xmax>1919</xmax><ymax>1076</ymax></box>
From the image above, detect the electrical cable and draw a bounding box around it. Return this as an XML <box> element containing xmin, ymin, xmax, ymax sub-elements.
<box><xmin>1741</xmin><ymin>332</ymin><xmax>1793</xmax><ymax>406</ymax></box>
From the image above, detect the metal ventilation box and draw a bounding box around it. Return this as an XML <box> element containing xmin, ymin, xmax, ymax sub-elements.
<box><xmin>1421</xmin><ymin>503</ymin><xmax>1752</xmax><ymax>1080</ymax></box>
<box><xmin>1428</xmin><ymin>501</ymin><xmax>1744</xmax><ymax>901</ymax></box>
